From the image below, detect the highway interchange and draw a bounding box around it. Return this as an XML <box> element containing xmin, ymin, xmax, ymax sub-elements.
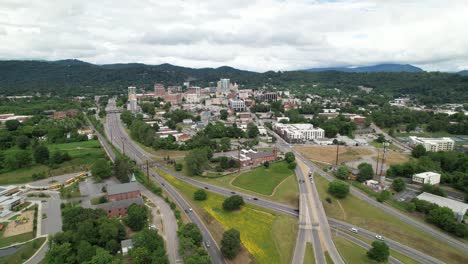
<box><xmin>103</xmin><ymin>99</ymin><xmax>467</xmax><ymax>264</ymax></box>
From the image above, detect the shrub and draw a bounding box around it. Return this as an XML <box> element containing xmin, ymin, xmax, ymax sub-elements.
<box><xmin>328</xmin><ymin>180</ymin><xmax>349</xmax><ymax>199</ymax></box>
<box><xmin>193</xmin><ymin>189</ymin><xmax>207</xmax><ymax>201</ymax></box>
<box><xmin>174</xmin><ymin>163</ymin><xmax>183</xmax><ymax>171</ymax></box>
<box><xmin>222</xmin><ymin>195</ymin><xmax>245</xmax><ymax>211</ymax></box>
<box><xmin>325</xmin><ymin>197</ymin><xmax>332</xmax><ymax>203</ymax></box>
<box><xmin>376</xmin><ymin>190</ymin><xmax>391</xmax><ymax>203</ymax></box>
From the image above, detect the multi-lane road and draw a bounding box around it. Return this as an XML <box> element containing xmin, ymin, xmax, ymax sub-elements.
<box><xmin>105</xmin><ymin>100</ymin><xmax>225</xmax><ymax>264</ymax></box>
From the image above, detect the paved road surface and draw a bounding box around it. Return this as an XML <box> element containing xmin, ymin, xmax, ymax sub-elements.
<box><xmin>106</xmin><ymin>100</ymin><xmax>224</xmax><ymax>264</ymax></box>
<box><xmin>329</xmin><ymin>219</ymin><xmax>442</xmax><ymax>264</ymax></box>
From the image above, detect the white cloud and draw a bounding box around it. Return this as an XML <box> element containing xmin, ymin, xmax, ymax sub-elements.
<box><xmin>0</xmin><ymin>0</ymin><xmax>467</xmax><ymax>71</ymax></box>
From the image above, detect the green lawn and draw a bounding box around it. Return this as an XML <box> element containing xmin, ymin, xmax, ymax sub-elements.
<box><xmin>314</xmin><ymin>174</ymin><xmax>468</xmax><ymax>264</ymax></box>
<box><xmin>0</xmin><ymin>231</ymin><xmax>34</xmax><ymax>248</ymax></box>
<box><xmin>157</xmin><ymin>168</ymin><xmax>297</xmax><ymax>264</ymax></box>
<box><xmin>0</xmin><ymin>140</ymin><xmax>106</xmax><ymax>185</ymax></box>
<box><xmin>191</xmin><ymin>163</ymin><xmax>299</xmax><ymax>207</ymax></box>
<box><xmin>59</xmin><ymin>181</ymin><xmax>81</xmax><ymax>199</ymax></box>
<box><xmin>304</xmin><ymin>242</ymin><xmax>315</xmax><ymax>264</ymax></box>
<box><xmin>332</xmin><ymin>235</ymin><xmax>378</xmax><ymax>264</ymax></box>
<box><xmin>232</xmin><ymin>161</ymin><xmax>294</xmax><ymax>195</ymax></box>
<box><xmin>0</xmin><ymin>237</ymin><xmax>46</xmax><ymax>264</ymax></box>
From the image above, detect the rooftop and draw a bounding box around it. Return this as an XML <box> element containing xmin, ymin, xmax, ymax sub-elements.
<box><xmin>121</xmin><ymin>239</ymin><xmax>133</xmax><ymax>249</ymax></box>
<box><xmin>417</xmin><ymin>192</ymin><xmax>468</xmax><ymax>215</ymax></box>
<box><xmin>107</xmin><ymin>182</ymin><xmax>139</xmax><ymax>196</ymax></box>
<box><xmin>96</xmin><ymin>197</ymin><xmax>144</xmax><ymax>211</ymax></box>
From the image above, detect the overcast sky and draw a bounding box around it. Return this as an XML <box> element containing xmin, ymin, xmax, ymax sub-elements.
<box><xmin>1</xmin><ymin>0</ymin><xmax>468</xmax><ymax>72</ymax></box>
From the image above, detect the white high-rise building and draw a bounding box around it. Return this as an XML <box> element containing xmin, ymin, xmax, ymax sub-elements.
<box><xmin>127</xmin><ymin>86</ymin><xmax>138</xmax><ymax>113</ymax></box>
<box><xmin>217</xmin><ymin>78</ymin><xmax>230</xmax><ymax>93</ymax></box>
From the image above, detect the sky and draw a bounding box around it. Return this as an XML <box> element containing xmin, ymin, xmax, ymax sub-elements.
<box><xmin>1</xmin><ymin>0</ymin><xmax>468</xmax><ymax>72</ymax></box>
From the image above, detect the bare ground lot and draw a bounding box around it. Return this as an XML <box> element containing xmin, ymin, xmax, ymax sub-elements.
<box><xmin>294</xmin><ymin>145</ymin><xmax>374</xmax><ymax>165</ymax></box>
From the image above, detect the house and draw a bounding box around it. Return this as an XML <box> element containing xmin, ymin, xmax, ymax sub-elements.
<box><xmin>78</xmin><ymin>129</ymin><xmax>94</xmax><ymax>140</ymax></box>
<box><xmin>348</xmin><ymin>169</ymin><xmax>359</xmax><ymax>181</ymax></box>
<box><xmin>121</xmin><ymin>239</ymin><xmax>133</xmax><ymax>255</ymax></box>
<box><xmin>107</xmin><ymin>182</ymin><xmax>141</xmax><ymax>201</ymax></box>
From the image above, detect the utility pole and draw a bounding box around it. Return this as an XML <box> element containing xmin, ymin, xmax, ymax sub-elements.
<box><xmin>375</xmin><ymin>148</ymin><xmax>380</xmax><ymax>176</ymax></box>
<box><xmin>146</xmin><ymin>160</ymin><xmax>150</xmax><ymax>188</ymax></box>
<box><xmin>379</xmin><ymin>143</ymin><xmax>388</xmax><ymax>176</ymax></box>
<box><xmin>335</xmin><ymin>141</ymin><xmax>340</xmax><ymax>166</ymax></box>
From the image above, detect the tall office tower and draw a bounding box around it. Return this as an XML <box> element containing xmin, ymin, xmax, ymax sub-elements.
<box><xmin>217</xmin><ymin>78</ymin><xmax>230</xmax><ymax>93</ymax></box>
<box><xmin>127</xmin><ymin>86</ymin><xmax>138</xmax><ymax>113</ymax></box>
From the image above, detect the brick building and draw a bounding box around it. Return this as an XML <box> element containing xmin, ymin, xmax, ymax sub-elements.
<box><xmin>107</xmin><ymin>182</ymin><xmax>141</xmax><ymax>201</ymax></box>
<box><xmin>232</xmin><ymin>149</ymin><xmax>278</xmax><ymax>167</ymax></box>
<box><xmin>96</xmin><ymin>197</ymin><xmax>144</xmax><ymax>217</ymax></box>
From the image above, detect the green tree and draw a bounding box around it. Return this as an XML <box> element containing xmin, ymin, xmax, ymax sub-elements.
<box><xmin>113</xmin><ymin>156</ymin><xmax>133</xmax><ymax>183</ymax></box>
<box><xmin>130</xmin><ymin>247</ymin><xmax>152</xmax><ymax>264</ymax></box>
<box><xmin>377</xmin><ymin>190</ymin><xmax>391</xmax><ymax>203</ymax></box>
<box><xmin>220</xmin><ymin>109</ymin><xmax>228</xmax><ymax>120</ymax></box>
<box><xmin>120</xmin><ymin>110</ymin><xmax>133</xmax><ymax>127</ymax></box>
<box><xmin>328</xmin><ymin>180</ymin><xmax>349</xmax><ymax>199</ymax></box>
<box><xmin>288</xmin><ymin>161</ymin><xmax>297</xmax><ymax>170</ymax></box>
<box><xmin>84</xmin><ymin>247</ymin><xmax>121</xmax><ymax>264</ymax></box>
<box><xmin>16</xmin><ymin>135</ymin><xmax>30</xmax><ymax>149</ymax></box>
<box><xmin>91</xmin><ymin>159</ymin><xmax>112</xmax><ymax>181</ymax></box>
<box><xmin>336</xmin><ymin>166</ymin><xmax>349</xmax><ymax>180</ymax></box>
<box><xmin>5</xmin><ymin>119</ymin><xmax>20</xmax><ymax>131</ymax></box>
<box><xmin>46</xmin><ymin>242</ymin><xmax>76</xmax><ymax>264</ymax></box>
<box><xmin>33</xmin><ymin>145</ymin><xmax>49</xmax><ymax>164</ymax></box>
<box><xmin>179</xmin><ymin>223</ymin><xmax>203</xmax><ymax>246</ymax></box>
<box><xmin>357</xmin><ymin>163</ymin><xmax>374</xmax><ymax>182</ymax></box>
<box><xmin>185</xmin><ymin>148</ymin><xmax>210</xmax><ymax>176</ymax></box>
<box><xmin>411</xmin><ymin>144</ymin><xmax>427</xmax><ymax>158</ymax></box>
<box><xmin>14</xmin><ymin>150</ymin><xmax>32</xmax><ymax>168</ymax></box>
<box><xmin>367</xmin><ymin>241</ymin><xmax>390</xmax><ymax>262</ymax></box>
<box><xmin>221</xmin><ymin>228</ymin><xmax>241</xmax><ymax>259</ymax></box>
<box><xmin>285</xmin><ymin>152</ymin><xmax>295</xmax><ymax>163</ymax></box>
<box><xmin>246</xmin><ymin>123</ymin><xmax>259</xmax><ymax>138</ymax></box>
<box><xmin>194</xmin><ymin>189</ymin><xmax>207</xmax><ymax>201</ymax></box>
<box><xmin>76</xmin><ymin>240</ymin><xmax>96</xmax><ymax>263</ymax></box>
<box><xmin>222</xmin><ymin>195</ymin><xmax>245</xmax><ymax>211</ymax></box>
<box><xmin>126</xmin><ymin>204</ymin><xmax>148</xmax><ymax>231</ymax></box>
<box><xmin>391</xmin><ymin>178</ymin><xmax>406</xmax><ymax>192</ymax></box>
<box><xmin>220</xmin><ymin>137</ymin><xmax>231</xmax><ymax>151</ymax></box>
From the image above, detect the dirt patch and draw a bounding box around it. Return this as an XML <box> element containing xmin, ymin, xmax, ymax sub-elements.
<box><xmin>380</xmin><ymin>151</ymin><xmax>410</xmax><ymax>165</ymax></box>
<box><xmin>2</xmin><ymin>211</ymin><xmax>34</xmax><ymax>237</ymax></box>
<box><xmin>295</xmin><ymin>146</ymin><xmax>373</xmax><ymax>165</ymax></box>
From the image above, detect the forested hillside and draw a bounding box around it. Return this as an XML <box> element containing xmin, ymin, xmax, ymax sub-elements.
<box><xmin>0</xmin><ymin>60</ymin><xmax>467</xmax><ymax>104</ymax></box>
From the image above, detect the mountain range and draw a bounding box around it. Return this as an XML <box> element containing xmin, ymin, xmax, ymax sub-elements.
<box><xmin>304</xmin><ymin>63</ymin><xmax>424</xmax><ymax>73</ymax></box>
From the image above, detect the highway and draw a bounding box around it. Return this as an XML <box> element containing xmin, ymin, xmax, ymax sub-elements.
<box><xmin>269</xmin><ymin>128</ymin><xmax>468</xmax><ymax>256</ymax></box>
<box><xmin>329</xmin><ymin>218</ymin><xmax>442</xmax><ymax>264</ymax></box>
<box><xmin>105</xmin><ymin>100</ymin><xmax>225</xmax><ymax>264</ymax></box>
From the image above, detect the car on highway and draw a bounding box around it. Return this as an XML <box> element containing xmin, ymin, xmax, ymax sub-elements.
<box><xmin>204</xmin><ymin>186</ymin><xmax>209</xmax><ymax>189</ymax></box>
<box><xmin>230</xmin><ymin>191</ymin><xmax>236</xmax><ymax>194</ymax></box>
<box><xmin>205</xmin><ymin>241</ymin><xmax>210</xmax><ymax>248</ymax></box>
<box><xmin>375</xmin><ymin>235</ymin><xmax>384</xmax><ymax>241</ymax></box>
<box><xmin>350</xmin><ymin>227</ymin><xmax>358</xmax><ymax>233</ymax></box>
<box><xmin>253</xmin><ymin>197</ymin><xmax>258</xmax><ymax>200</ymax></box>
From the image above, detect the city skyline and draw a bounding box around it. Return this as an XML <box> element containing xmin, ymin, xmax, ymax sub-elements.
<box><xmin>1</xmin><ymin>0</ymin><xmax>468</xmax><ymax>72</ymax></box>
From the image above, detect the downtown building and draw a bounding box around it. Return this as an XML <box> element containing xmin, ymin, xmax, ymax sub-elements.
<box><xmin>408</xmin><ymin>136</ymin><xmax>455</xmax><ymax>152</ymax></box>
<box><xmin>273</xmin><ymin>123</ymin><xmax>325</xmax><ymax>143</ymax></box>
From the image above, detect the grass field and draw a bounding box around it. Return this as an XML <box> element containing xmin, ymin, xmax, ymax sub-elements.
<box><xmin>157</xmin><ymin>168</ymin><xmax>298</xmax><ymax>264</ymax></box>
<box><xmin>332</xmin><ymin>235</ymin><xmax>376</xmax><ymax>264</ymax></box>
<box><xmin>0</xmin><ymin>237</ymin><xmax>46</xmax><ymax>264</ymax></box>
<box><xmin>192</xmin><ymin>166</ymin><xmax>299</xmax><ymax>207</ymax></box>
<box><xmin>314</xmin><ymin>174</ymin><xmax>468</xmax><ymax>264</ymax></box>
<box><xmin>304</xmin><ymin>242</ymin><xmax>315</xmax><ymax>264</ymax></box>
<box><xmin>0</xmin><ymin>140</ymin><xmax>106</xmax><ymax>185</ymax></box>
<box><xmin>232</xmin><ymin>162</ymin><xmax>294</xmax><ymax>195</ymax></box>
<box><xmin>294</xmin><ymin>146</ymin><xmax>373</xmax><ymax>165</ymax></box>
<box><xmin>0</xmin><ymin>231</ymin><xmax>34</xmax><ymax>248</ymax></box>
<box><xmin>369</xmin><ymin>141</ymin><xmax>402</xmax><ymax>151</ymax></box>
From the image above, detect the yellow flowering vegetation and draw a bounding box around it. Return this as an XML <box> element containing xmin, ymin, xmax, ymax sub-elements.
<box><xmin>156</xmin><ymin>168</ymin><xmax>297</xmax><ymax>264</ymax></box>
